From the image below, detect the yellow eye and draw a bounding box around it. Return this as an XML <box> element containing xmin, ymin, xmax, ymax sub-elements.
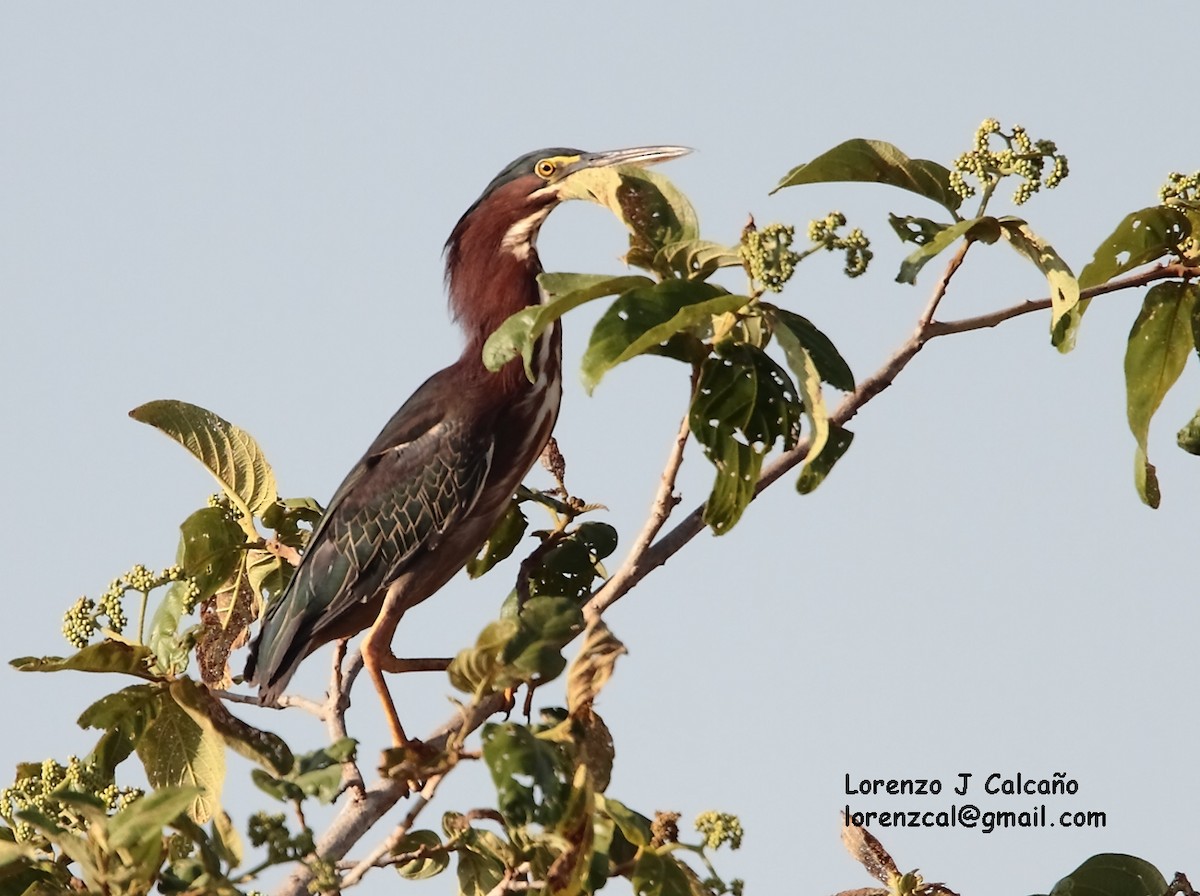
<box><xmin>534</xmin><ymin>159</ymin><xmax>557</xmax><ymax>179</ymax></box>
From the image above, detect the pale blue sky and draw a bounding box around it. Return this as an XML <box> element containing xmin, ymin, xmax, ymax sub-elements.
<box><xmin>2</xmin><ymin>3</ymin><xmax>1197</xmax><ymax>894</ymax></box>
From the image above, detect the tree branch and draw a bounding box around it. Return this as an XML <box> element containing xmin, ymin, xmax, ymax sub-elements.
<box><xmin>273</xmin><ymin>257</ymin><xmax>1199</xmax><ymax>896</ymax></box>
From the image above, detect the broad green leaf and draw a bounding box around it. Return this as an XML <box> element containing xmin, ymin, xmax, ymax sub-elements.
<box><xmin>1078</xmin><ymin>206</ymin><xmax>1192</xmax><ymax>289</ymax></box>
<box><xmin>604</xmin><ymin>798</ymin><xmax>652</xmax><ymax>847</ymax></box>
<box><xmin>78</xmin><ymin>684</ymin><xmax>162</xmax><ymax>777</ymax></box>
<box><xmin>690</xmin><ymin>345</ymin><xmax>804</xmax><ymax>534</ymax></box>
<box><xmin>631</xmin><ymin>851</ymin><xmax>696</xmax><ymax>896</ymax></box>
<box><xmin>1048</xmin><ymin>853</ymin><xmax>1168</xmax><ymax>896</ymax></box>
<box><xmin>453</xmin><ymin>828</ymin><xmax>508</xmax><ymax>896</ymax></box>
<box><xmin>393</xmin><ymin>829</ymin><xmax>450</xmax><ymax>881</ymax></box>
<box><xmin>467</xmin><ymin>500</ymin><xmax>528</xmax><ymax>578</ymax></box>
<box><xmin>796</xmin><ymin>424</ymin><xmax>855</xmax><ymax>494</ymax></box>
<box><xmin>1124</xmin><ymin>282</ymin><xmax>1198</xmax><ymax>507</ymax></box>
<box><xmin>999</xmin><ymin>218</ymin><xmax>1081</xmax><ymax>352</ymax></box>
<box><xmin>251</xmin><ymin>737</ymin><xmax>356</xmax><ymax>804</ymax></box>
<box><xmin>484</xmin><ymin>274</ymin><xmax>653</xmax><ymax>380</ymax></box>
<box><xmin>107</xmin><ymin>786</ymin><xmax>200</xmax><ymax>851</ymax></box>
<box><xmin>447</xmin><ymin>618</ymin><xmax>521</xmax><ymax>696</ymax></box>
<box><xmin>554</xmin><ymin>166</ymin><xmax>700</xmax><ymax>274</ymax></box>
<box><xmin>12</xmin><ymin>642</ymin><xmax>157</xmax><ymax>679</ymax></box>
<box><xmin>136</xmin><ymin>690</ymin><xmax>225</xmax><ymax>823</ymax></box>
<box><xmin>581</xmin><ymin>281</ymin><xmax>741</xmax><ymax>393</ymax></box>
<box><xmin>211</xmin><ymin>809</ymin><xmax>244</xmax><ymax>869</ymax></box>
<box><xmin>526</xmin><ymin>524</ymin><xmax>618</xmax><ymax>603</ymax></box>
<box><xmin>888</xmin><ymin>213</ymin><xmax>950</xmax><ymax>245</ymax></box>
<box><xmin>179</xmin><ymin>506</ymin><xmax>246</xmax><ymax>603</ymax></box>
<box><xmin>766</xmin><ymin>306</ymin><xmax>855</xmax><ymax>392</ymax></box>
<box><xmin>896</xmin><ymin>216</ymin><xmax>1001</xmax><ymax>284</ymax></box>
<box><xmin>482</xmin><ymin>722</ymin><xmax>572</xmax><ymax>827</ymax></box>
<box><xmin>129</xmin><ymin>400</ymin><xmax>277</xmax><ymax>528</ymax></box>
<box><xmin>170</xmin><ymin>678</ymin><xmax>293</xmax><ymax>775</ymax></box>
<box><xmin>773</xmin><ymin>138</ymin><xmax>963</xmax><ymax>214</ymax></box>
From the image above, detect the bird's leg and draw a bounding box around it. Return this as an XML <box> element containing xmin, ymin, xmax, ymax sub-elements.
<box><xmin>361</xmin><ymin>581</ymin><xmax>416</xmax><ymax>747</ymax></box>
<box><xmin>360</xmin><ymin>581</ymin><xmax>453</xmax><ymax>747</ymax></box>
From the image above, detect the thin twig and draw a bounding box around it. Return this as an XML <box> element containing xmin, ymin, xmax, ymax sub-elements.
<box><xmin>585</xmin><ymin>410</ymin><xmax>691</xmax><ymax>625</ymax></box>
<box><xmin>340</xmin><ymin>772</ymin><xmax>447</xmax><ymax>887</ymax></box>
<box><xmin>326</xmin><ymin>639</ymin><xmax>366</xmax><ymax>800</ymax></box>
<box><xmin>214</xmin><ymin>688</ymin><xmax>327</xmax><ymax>720</ymax></box>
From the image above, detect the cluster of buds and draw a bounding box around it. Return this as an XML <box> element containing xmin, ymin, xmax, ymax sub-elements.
<box><xmin>0</xmin><ymin>755</ymin><xmax>141</xmax><ymax>842</ymax></box>
<box><xmin>695</xmin><ymin>810</ymin><xmax>745</xmax><ymax>850</ymax></box>
<box><xmin>1159</xmin><ymin>170</ymin><xmax>1200</xmax><ymax>208</ymax></box>
<box><xmin>808</xmin><ymin>212</ymin><xmax>872</xmax><ymax>278</ymax></box>
<box><xmin>741</xmin><ymin>221</ymin><xmax>801</xmax><ymax>291</ymax></box>
<box><xmin>61</xmin><ymin>563</ymin><xmax>189</xmax><ymax>648</ymax></box>
<box><xmin>950</xmin><ymin>118</ymin><xmax>1068</xmax><ymax>206</ymax></box>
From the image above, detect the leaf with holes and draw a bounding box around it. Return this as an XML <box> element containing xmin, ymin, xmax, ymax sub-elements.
<box><xmin>582</xmin><ymin>280</ymin><xmax>744</xmax><ymax>393</ymax></box>
<box><xmin>485</xmin><ymin>274</ymin><xmax>653</xmax><ymax>380</ymax></box>
<box><xmin>482</xmin><ymin>722</ymin><xmax>572</xmax><ymax>827</ymax></box>
<box><xmin>999</xmin><ymin>218</ymin><xmax>1081</xmax><ymax>352</ymax></box>
<box><xmin>796</xmin><ymin>424</ymin><xmax>855</xmax><ymax>494</ymax></box>
<box><xmin>1124</xmin><ymin>282</ymin><xmax>1198</xmax><ymax>507</ymax></box>
<box><xmin>554</xmin><ymin>166</ymin><xmax>700</xmax><ymax>274</ymax></box>
<box><xmin>130</xmin><ymin>400</ymin><xmax>277</xmax><ymax>531</ymax></box>
<box><xmin>773</xmin><ymin>138</ymin><xmax>962</xmax><ymax>214</ymax></box>
<box><xmin>764</xmin><ymin>306</ymin><xmax>855</xmax><ymax>392</ymax></box>
<box><xmin>690</xmin><ymin>345</ymin><xmax>803</xmax><ymax>533</ymax></box>
<box><xmin>772</xmin><ymin>323</ymin><xmax>829</xmax><ymax>469</ymax></box>
<box><xmin>896</xmin><ymin>216</ymin><xmax>1001</xmax><ymax>285</ymax></box>
<box><xmin>1079</xmin><ymin>206</ymin><xmax>1192</xmax><ymax>289</ymax></box>
<box><xmin>656</xmin><ymin>238</ymin><xmax>743</xmax><ymax>280</ymax></box>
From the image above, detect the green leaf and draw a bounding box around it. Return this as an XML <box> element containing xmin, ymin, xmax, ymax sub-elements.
<box><xmin>888</xmin><ymin>213</ymin><xmax>950</xmax><ymax>245</ymax></box>
<box><xmin>211</xmin><ymin>809</ymin><xmax>244</xmax><ymax>869</ymax></box>
<box><xmin>129</xmin><ymin>399</ymin><xmax>278</xmax><ymax>528</ymax></box>
<box><xmin>393</xmin><ymin>829</ymin><xmax>449</xmax><ymax>881</ymax></box>
<box><xmin>78</xmin><ymin>684</ymin><xmax>162</xmax><ymax>777</ymax></box>
<box><xmin>179</xmin><ymin>507</ymin><xmax>246</xmax><ymax>603</ymax></box>
<box><xmin>581</xmin><ymin>281</ymin><xmax>742</xmax><ymax>393</ymax></box>
<box><xmin>998</xmin><ymin>218</ymin><xmax>1081</xmax><ymax>352</ymax></box>
<box><xmin>1124</xmin><ymin>282</ymin><xmax>1198</xmax><ymax>507</ymax></box>
<box><xmin>656</xmin><ymin>238</ymin><xmax>743</xmax><ymax>280</ymax></box>
<box><xmin>1048</xmin><ymin>853</ymin><xmax>1168</xmax><ymax>896</ymax></box>
<box><xmin>467</xmin><ymin>500</ymin><xmax>528</xmax><ymax>578</ymax></box>
<box><xmin>1078</xmin><ymin>206</ymin><xmax>1192</xmax><ymax>289</ymax></box>
<box><xmin>796</xmin><ymin>424</ymin><xmax>855</xmax><ymax>494</ymax></box>
<box><xmin>135</xmin><ymin>690</ymin><xmax>225</xmax><ymax>823</ymax></box>
<box><xmin>526</xmin><ymin>525</ymin><xmax>617</xmax><ymax>604</ymax></box>
<box><xmin>896</xmin><ymin>216</ymin><xmax>1001</xmax><ymax>285</ymax></box>
<box><xmin>690</xmin><ymin>345</ymin><xmax>803</xmax><ymax>534</ymax></box>
<box><xmin>453</xmin><ymin>828</ymin><xmax>508</xmax><ymax>896</ymax></box>
<box><xmin>773</xmin><ymin>138</ymin><xmax>962</xmax><ymax>214</ymax></box>
<box><xmin>554</xmin><ymin>166</ymin><xmax>700</xmax><ymax>274</ymax></box>
<box><xmin>169</xmin><ymin>678</ymin><xmax>293</xmax><ymax>775</ymax></box>
<box><xmin>485</xmin><ymin>274</ymin><xmax>653</xmax><ymax>379</ymax></box>
<box><xmin>12</xmin><ymin>642</ymin><xmax>157</xmax><ymax>679</ymax></box>
<box><xmin>772</xmin><ymin>327</ymin><xmax>829</xmax><ymax>468</ymax></box>
<box><xmin>482</xmin><ymin>722</ymin><xmax>572</xmax><ymax>827</ymax></box>
<box><xmin>251</xmin><ymin>737</ymin><xmax>355</xmax><ymax>804</ymax></box>
<box><xmin>107</xmin><ymin>786</ymin><xmax>201</xmax><ymax>851</ymax></box>
<box><xmin>631</xmin><ymin>850</ymin><xmax>696</xmax><ymax>896</ymax></box>
<box><xmin>449</xmin><ymin>598</ymin><xmax>584</xmax><ymax>696</ymax></box>
<box><xmin>147</xmin><ymin>580</ymin><xmax>193</xmax><ymax>677</ymax></box>
<box><xmin>766</xmin><ymin>306</ymin><xmax>855</xmax><ymax>392</ymax></box>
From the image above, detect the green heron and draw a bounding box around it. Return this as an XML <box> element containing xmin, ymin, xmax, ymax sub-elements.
<box><xmin>245</xmin><ymin>145</ymin><xmax>690</xmax><ymax>745</ymax></box>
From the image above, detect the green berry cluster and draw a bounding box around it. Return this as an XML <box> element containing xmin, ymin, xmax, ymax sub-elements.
<box><xmin>0</xmin><ymin>756</ymin><xmax>141</xmax><ymax>842</ymax></box>
<box><xmin>695</xmin><ymin>811</ymin><xmax>744</xmax><ymax>850</ymax></box>
<box><xmin>1159</xmin><ymin>171</ymin><xmax>1200</xmax><ymax>208</ymax></box>
<box><xmin>741</xmin><ymin>222</ymin><xmax>801</xmax><ymax>292</ymax></box>
<box><xmin>247</xmin><ymin>812</ymin><xmax>315</xmax><ymax>864</ymax></box>
<box><xmin>950</xmin><ymin>118</ymin><xmax>1068</xmax><ymax>206</ymax></box>
<box><xmin>207</xmin><ymin>492</ymin><xmax>244</xmax><ymax>521</ymax></box>
<box><xmin>808</xmin><ymin>212</ymin><xmax>873</xmax><ymax>278</ymax></box>
<box><xmin>61</xmin><ymin>563</ymin><xmax>189</xmax><ymax>648</ymax></box>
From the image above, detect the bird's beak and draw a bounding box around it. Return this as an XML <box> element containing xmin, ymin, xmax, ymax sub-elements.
<box><xmin>564</xmin><ymin>145</ymin><xmax>692</xmax><ymax>175</ymax></box>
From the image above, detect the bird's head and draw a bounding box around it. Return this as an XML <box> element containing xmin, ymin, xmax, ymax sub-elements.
<box><xmin>443</xmin><ymin>145</ymin><xmax>689</xmax><ymax>339</ymax></box>
<box><xmin>446</xmin><ymin>145</ymin><xmax>690</xmax><ymax>267</ymax></box>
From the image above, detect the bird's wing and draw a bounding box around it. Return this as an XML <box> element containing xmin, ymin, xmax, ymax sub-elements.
<box><xmin>247</xmin><ymin>375</ymin><xmax>494</xmax><ymax>696</ymax></box>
